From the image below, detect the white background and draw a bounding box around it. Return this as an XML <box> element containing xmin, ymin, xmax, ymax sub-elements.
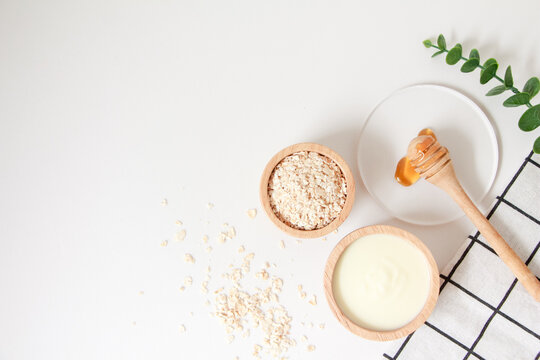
<box><xmin>1</xmin><ymin>0</ymin><xmax>539</xmax><ymax>359</ymax></box>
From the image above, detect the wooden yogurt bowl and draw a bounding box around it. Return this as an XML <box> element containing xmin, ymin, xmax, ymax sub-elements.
<box><xmin>259</xmin><ymin>143</ymin><xmax>355</xmax><ymax>238</ymax></box>
<box><xmin>323</xmin><ymin>225</ymin><xmax>439</xmax><ymax>341</ymax></box>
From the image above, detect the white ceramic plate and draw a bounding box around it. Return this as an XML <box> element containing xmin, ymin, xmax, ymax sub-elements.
<box><xmin>357</xmin><ymin>84</ymin><xmax>499</xmax><ymax>225</ymax></box>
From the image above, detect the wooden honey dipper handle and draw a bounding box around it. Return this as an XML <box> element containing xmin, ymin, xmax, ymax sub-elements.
<box><xmin>427</xmin><ymin>162</ymin><xmax>540</xmax><ymax>302</ymax></box>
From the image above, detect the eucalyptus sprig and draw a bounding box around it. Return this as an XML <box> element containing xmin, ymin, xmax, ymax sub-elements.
<box><xmin>423</xmin><ymin>34</ymin><xmax>540</xmax><ymax>154</ymax></box>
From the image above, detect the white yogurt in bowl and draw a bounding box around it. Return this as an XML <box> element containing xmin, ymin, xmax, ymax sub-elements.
<box><xmin>333</xmin><ymin>233</ymin><xmax>431</xmax><ymax>331</ymax></box>
<box><xmin>324</xmin><ymin>225</ymin><xmax>439</xmax><ymax>341</ymax></box>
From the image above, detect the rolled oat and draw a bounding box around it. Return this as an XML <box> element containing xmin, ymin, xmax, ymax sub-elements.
<box><xmin>268</xmin><ymin>151</ymin><xmax>347</xmax><ymax>230</ymax></box>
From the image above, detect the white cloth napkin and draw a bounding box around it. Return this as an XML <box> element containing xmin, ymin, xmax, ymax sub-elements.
<box><xmin>383</xmin><ymin>152</ymin><xmax>540</xmax><ymax>360</ymax></box>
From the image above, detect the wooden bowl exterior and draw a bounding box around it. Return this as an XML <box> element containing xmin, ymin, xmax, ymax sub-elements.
<box><xmin>323</xmin><ymin>225</ymin><xmax>439</xmax><ymax>341</ymax></box>
<box><xmin>259</xmin><ymin>143</ymin><xmax>355</xmax><ymax>238</ymax></box>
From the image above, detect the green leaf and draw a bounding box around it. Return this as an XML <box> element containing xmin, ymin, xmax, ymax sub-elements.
<box><xmin>432</xmin><ymin>50</ymin><xmax>445</xmax><ymax>58</ymax></box>
<box><xmin>504</xmin><ymin>66</ymin><xmax>513</xmax><ymax>88</ymax></box>
<box><xmin>469</xmin><ymin>48</ymin><xmax>480</xmax><ymax>60</ymax></box>
<box><xmin>485</xmin><ymin>85</ymin><xmax>507</xmax><ymax>96</ymax></box>
<box><xmin>523</xmin><ymin>77</ymin><xmax>540</xmax><ymax>99</ymax></box>
<box><xmin>480</xmin><ymin>63</ymin><xmax>498</xmax><ymax>84</ymax></box>
<box><xmin>423</xmin><ymin>39</ymin><xmax>432</xmax><ymax>48</ymax></box>
<box><xmin>446</xmin><ymin>44</ymin><xmax>462</xmax><ymax>65</ymax></box>
<box><xmin>461</xmin><ymin>58</ymin><xmax>479</xmax><ymax>72</ymax></box>
<box><xmin>519</xmin><ymin>104</ymin><xmax>540</xmax><ymax>131</ymax></box>
<box><xmin>503</xmin><ymin>92</ymin><xmax>531</xmax><ymax>107</ymax></box>
<box><xmin>483</xmin><ymin>58</ymin><xmax>497</xmax><ymax>68</ymax></box>
<box><xmin>534</xmin><ymin>136</ymin><xmax>540</xmax><ymax>154</ymax></box>
<box><xmin>437</xmin><ymin>34</ymin><xmax>446</xmax><ymax>50</ymax></box>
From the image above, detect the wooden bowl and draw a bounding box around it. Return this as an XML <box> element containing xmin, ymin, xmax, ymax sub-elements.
<box><xmin>323</xmin><ymin>225</ymin><xmax>439</xmax><ymax>341</ymax></box>
<box><xmin>259</xmin><ymin>143</ymin><xmax>355</xmax><ymax>238</ymax></box>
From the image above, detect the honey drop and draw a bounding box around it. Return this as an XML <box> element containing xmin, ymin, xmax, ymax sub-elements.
<box><xmin>418</xmin><ymin>128</ymin><xmax>437</xmax><ymax>139</ymax></box>
<box><xmin>395</xmin><ymin>156</ymin><xmax>420</xmax><ymax>186</ymax></box>
<box><xmin>414</xmin><ymin>128</ymin><xmax>438</xmax><ymax>155</ymax></box>
<box><xmin>395</xmin><ymin>128</ymin><xmax>436</xmax><ymax>187</ymax></box>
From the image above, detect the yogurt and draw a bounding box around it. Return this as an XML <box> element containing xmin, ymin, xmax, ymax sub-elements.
<box><xmin>332</xmin><ymin>233</ymin><xmax>431</xmax><ymax>331</ymax></box>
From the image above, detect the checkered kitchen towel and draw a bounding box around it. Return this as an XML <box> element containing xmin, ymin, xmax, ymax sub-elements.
<box><xmin>384</xmin><ymin>152</ymin><xmax>540</xmax><ymax>360</ymax></box>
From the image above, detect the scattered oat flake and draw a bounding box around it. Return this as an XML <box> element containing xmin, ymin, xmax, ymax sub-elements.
<box><xmin>184</xmin><ymin>253</ymin><xmax>195</xmax><ymax>264</ymax></box>
<box><xmin>179</xmin><ymin>286</ymin><xmax>185</xmax><ymax>292</ymax></box>
<box><xmin>255</xmin><ymin>269</ymin><xmax>269</xmax><ymax>280</ymax></box>
<box><xmin>299</xmin><ymin>291</ymin><xmax>306</xmax><ymax>299</ymax></box>
<box><xmin>184</xmin><ymin>276</ymin><xmax>193</xmax><ymax>286</ymax></box>
<box><xmin>264</xmin><ymin>262</ymin><xmax>270</xmax><ymax>269</ymax></box>
<box><xmin>160</xmin><ymin>240</ymin><xmax>168</xmax><ymax>247</ymax></box>
<box><xmin>202</xmin><ymin>234</ymin><xmax>209</xmax><ymax>243</ymax></box>
<box><xmin>174</xmin><ymin>229</ymin><xmax>186</xmax><ymax>242</ymax></box>
<box><xmin>319</xmin><ymin>323</ymin><xmax>325</xmax><ymax>329</ymax></box>
<box><xmin>217</xmin><ymin>225</ymin><xmax>236</xmax><ymax>244</ymax></box>
<box><xmin>179</xmin><ymin>324</ymin><xmax>186</xmax><ymax>333</ymax></box>
<box><xmin>272</xmin><ymin>278</ymin><xmax>283</xmax><ymax>293</ymax></box>
<box><xmin>247</xmin><ymin>208</ymin><xmax>257</xmax><ymax>219</ymax></box>
<box><xmin>238</xmin><ymin>245</ymin><xmax>245</xmax><ymax>253</ymax></box>
<box><xmin>308</xmin><ymin>295</ymin><xmax>317</xmax><ymax>306</ymax></box>
<box><xmin>253</xmin><ymin>344</ymin><xmax>262</xmax><ymax>355</ymax></box>
<box><xmin>207</xmin><ymin>202</ymin><xmax>214</xmax><ymax>209</ymax></box>
<box><xmin>213</xmin><ymin>258</ymin><xmax>294</xmax><ymax>358</ymax></box>
<box><xmin>206</xmin><ymin>266</ymin><xmax>211</xmax><ymax>273</ymax></box>
<box><xmin>206</xmin><ymin>246</ymin><xmax>213</xmax><ymax>253</ymax></box>
<box><xmin>279</xmin><ymin>240</ymin><xmax>285</xmax><ymax>249</ymax></box>
<box><xmin>161</xmin><ymin>198</ymin><xmax>168</xmax><ymax>206</ymax></box>
<box><xmin>322</xmin><ymin>237</ymin><xmax>327</xmax><ymax>241</ymax></box>
<box><xmin>301</xmin><ymin>335</ymin><xmax>308</xmax><ymax>342</ymax></box>
<box><xmin>218</xmin><ymin>233</ymin><xmax>227</xmax><ymax>244</ymax></box>
<box><xmin>175</xmin><ymin>220</ymin><xmax>183</xmax><ymax>226</ymax></box>
<box><xmin>227</xmin><ymin>334</ymin><xmax>235</xmax><ymax>344</ymax></box>
<box><xmin>307</xmin><ymin>345</ymin><xmax>315</xmax><ymax>352</ymax></box>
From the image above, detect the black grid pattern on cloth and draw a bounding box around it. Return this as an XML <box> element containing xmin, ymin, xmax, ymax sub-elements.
<box><xmin>382</xmin><ymin>151</ymin><xmax>540</xmax><ymax>360</ymax></box>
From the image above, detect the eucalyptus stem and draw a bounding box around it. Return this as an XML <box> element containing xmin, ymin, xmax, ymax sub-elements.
<box><xmin>423</xmin><ymin>34</ymin><xmax>540</xmax><ymax>154</ymax></box>
<box><xmin>426</xmin><ymin>44</ymin><xmax>532</xmax><ymax>108</ymax></box>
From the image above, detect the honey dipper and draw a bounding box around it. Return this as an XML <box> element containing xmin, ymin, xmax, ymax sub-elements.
<box><xmin>407</xmin><ymin>134</ymin><xmax>540</xmax><ymax>301</ymax></box>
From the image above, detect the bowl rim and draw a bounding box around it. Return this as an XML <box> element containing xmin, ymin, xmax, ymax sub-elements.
<box><xmin>259</xmin><ymin>142</ymin><xmax>355</xmax><ymax>238</ymax></box>
<box><xmin>323</xmin><ymin>224</ymin><xmax>439</xmax><ymax>341</ymax></box>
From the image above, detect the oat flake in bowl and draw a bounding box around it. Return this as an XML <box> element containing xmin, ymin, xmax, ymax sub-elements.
<box><xmin>269</xmin><ymin>151</ymin><xmax>347</xmax><ymax>230</ymax></box>
<box><xmin>260</xmin><ymin>143</ymin><xmax>355</xmax><ymax>238</ymax></box>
